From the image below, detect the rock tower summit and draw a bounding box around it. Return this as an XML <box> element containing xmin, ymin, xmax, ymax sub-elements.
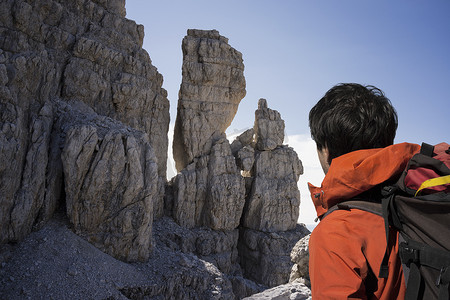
<box><xmin>173</xmin><ymin>29</ymin><xmax>246</xmax><ymax>171</ymax></box>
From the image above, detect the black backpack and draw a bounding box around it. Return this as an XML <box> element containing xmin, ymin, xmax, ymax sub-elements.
<box><xmin>324</xmin><ymin>142</ymin><xmax>450</xmax><ymax>300</ymax></box>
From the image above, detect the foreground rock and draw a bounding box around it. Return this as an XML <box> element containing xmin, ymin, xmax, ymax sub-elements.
<box><xmin>238</xmin><ymin>225</ymin><xmax>310</xmax><ymax>287</ymax></box>
<box><xmin>0</xmin><ymin>0</ymin><xmax>169</xmax><ymax>247</ymax></box>
<box><xmin>243</xmin><ymin>279</ymin><xmax>311</xmax><ymax>300</ymax></box>
<box><xmin>58</xmin><ymin>100</ymin><xmax>158</xmax><ymax>262</ymax></box>
<box><xmin>173</xmin><ymin>29</ymin><xmax>246</xmax><ymax>171</ymax></box>
<box><xmin>290</xmin><ymin>234</ymin><xmax>311</xmax><ymax>286</ymax></box>
<box><xmin>0</xmin><ymin>213</ymin><xmax>235</xmax><ymax>300</ymax></box>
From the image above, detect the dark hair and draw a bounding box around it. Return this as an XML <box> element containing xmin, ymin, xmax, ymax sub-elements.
<box><xmin>309</xmin><ymin>83</ymin><xmax>398</xmax><ymax>163</ymax></box>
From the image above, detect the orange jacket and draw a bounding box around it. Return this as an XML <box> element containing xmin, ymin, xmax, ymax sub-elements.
<box><xmin>308</xmin><ymin>143</ymin><xmax>421</xmax><ymax>299</ymax></box>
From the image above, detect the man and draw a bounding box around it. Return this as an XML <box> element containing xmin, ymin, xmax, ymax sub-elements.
<box><xmin>308</xmin><ymin>83</ymin><xmax>420</xmax><ymax>299</ymax></box>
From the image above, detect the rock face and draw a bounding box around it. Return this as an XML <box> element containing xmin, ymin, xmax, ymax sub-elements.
<box><xmin>290</xmin><ymin>234</ymin><xmax>311</xmax><ymax>286</ymax></box>
<box><xmin>231</xmin><ymin>99</ymin><xmax>306</xmax><ymax>288</ymax></box>
<box><xmin>242</xmin><ymin>146</ymin><xmax>303</xmax><ymax>232</ymax></box>
<box><xmin>238</xmin><ymin>99</ymin><xmax>302</xmax><ymax>233</ymax></box>
<box><xmin>173</xmin><ymin>29</ymin><xmax>246</xmax><ymax>171</ymax></box>
<box><xmin>238</xmin><ymin>225</ymin><xmax>310</xmax><ymax>287</ymax></box>
<box><xmin>0</xmin><ymin>0</ymin><xmax>169</xmax><ymax>248</ymax></box>
<box><xmin>59</xmin><ymin>100</ymin><xmax>158</xmax><ymax>262</ymax></box>
<box><xmin>254</xmin><ymin>99</ymin><xmax>285</xmax><ymax>151</ymax></box>
<box><xmin>168</xmin><ymin>97</ymin><xmax>308</xmax><ymax>292</ymax></box>
<box><xmin>171</xmin><ymin>137</ymin><xmax>245</xmax><ymax>230</ymax></box>
<box><xmin>1</xmin><ymin>1</ymin><xmax>310</xmax><ymax>297</ymax></box>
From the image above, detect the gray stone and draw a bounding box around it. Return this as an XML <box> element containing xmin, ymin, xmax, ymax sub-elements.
<box><xmin>0</xmin><ymin>0</ymin><xmax>169</xmax><ymax>246</ymax></box>
<box><xmin>154</xmin><ymin>216</ymin><xmax>241</xmax><ymax>275</ymax></box>
<box><xmin>59</xmin><ymin>100</ymin><xmax>158</xmax><ymax>262</ymax></box>
<box><xmin>254</xmin><ymin>98</ymin><xmax>285</xmax><ymax>151</ymax></box>
<box><xmin>242</xmin><ymin>146</ymin><xmax>303</xmax><ymax>232</ymax></box>
<box><xmin>243</xmin><ymin>279</ymin><xmax>311</xmax><ymax>300</ymax></box>
<box><xmin>229</xmin><ymin>275</ymin><xmax>267</xmax><ymax>300</ymax></box>
<box><xmin>238</xmin><ymin>225</ymin><xmax>310</xmax><ymax>288</ymax></box>
<box><xmin>172</xmin><ymin>138</ymin><xmax>245</xmax><ymax>231</ymax></box>
<box><xmin>173</xmin><ymin>29</ymin><xmax>246</xmax><ymax>171</ymax></box>
<box><xmin>290</xmin><ymin>234</ymin><xmax>311</xmax><ymax>285</ymax></box>
<box><xmin>3</xmin><ymin>102</ymin><xmax>54</xmax><ymax>242</ymax></box>
<box><xmin>236</xmin><ymin>145</ymin><xmax>255</xmax><ymax>172</ymax></box>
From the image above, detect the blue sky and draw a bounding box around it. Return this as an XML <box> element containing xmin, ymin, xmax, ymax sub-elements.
<box><xmin>125</xmin><ymin>1</ymin><xmax>450</xmax><ymax>227</ymax></box>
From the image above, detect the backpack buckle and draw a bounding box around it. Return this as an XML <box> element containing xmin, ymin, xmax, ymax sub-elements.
<box><xmin>399</xmin><ymin>242</ymin><xmax>420</xmax><ymax>266</ymax></box>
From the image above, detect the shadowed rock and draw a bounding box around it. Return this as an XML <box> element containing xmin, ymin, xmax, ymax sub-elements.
<box><xmin>59</xmin><ymin>100</ymin><xmax>158</xmax><ymax>262</ymax></box>
<box><xmin>0</xmin><ymin>0</ymin><xmax>169</xmax><ymax>245</ymax></box>
<box><xmin>238</xmin><ymin>225</ymin><xmax>310</xmax><ymax>287</ymax></box>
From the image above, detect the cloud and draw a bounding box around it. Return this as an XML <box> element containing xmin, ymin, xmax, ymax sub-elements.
<box><xmin>284</xmin><ymin>134</ymin><xmax>324</xmax><ymax>228</ymax></box>
<box><xmin>166</xmin><ymin>124</ymin><xmax>177</xmax><ymax>180</ymax></box>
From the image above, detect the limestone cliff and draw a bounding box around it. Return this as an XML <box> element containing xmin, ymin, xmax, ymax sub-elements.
<box><xmin>173</xmin><ymin>29</ymin><xmax>246</xmax><ymax>172</ymax></box>
<box><xmin>0</xmin><ymin>1</ymin><xmax>310</xmax><ymax>299</ymax></box>
<box><xmin>0</xmin><ymin>0</ymin><xmax>169</xmax><ymax>249</ymax></box>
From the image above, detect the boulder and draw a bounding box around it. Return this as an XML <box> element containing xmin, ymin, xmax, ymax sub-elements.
<box><xmin>243</xmin><ymin>279</ymin><xmax>311</xmax><ymax>300</ymax></box>
<box><xmin>59</xmin><ymin>100</ymin><xmax>158</xmax><ymax>262</ymax></box>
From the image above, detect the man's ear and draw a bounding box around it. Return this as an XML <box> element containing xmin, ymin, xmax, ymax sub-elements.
<box><xmin>317</xmin><ymin>147</ymin><xmax>330</xmax><ymax>174</ymax></box>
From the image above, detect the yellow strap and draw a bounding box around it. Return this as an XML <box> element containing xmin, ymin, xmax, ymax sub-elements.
<box><xmin>415</xmin><ymin>175</ymin><xmax>450</xmax><ymax>196</ymax></box>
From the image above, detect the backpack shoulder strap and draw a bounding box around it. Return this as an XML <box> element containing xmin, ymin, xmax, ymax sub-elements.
<box><xmin>336</xmin><ymin>200</ymin><xmax>383</xmax><ymax>216</ymax></box>
<box><xmin>420</xmin><ymin>142</ymin><xmax>434</xmax><ymax>157</ymax></box>
<box><xmin>322</xmin><ymin>199</ymin><xmax>383</xmax><ymax>220</ymax></box>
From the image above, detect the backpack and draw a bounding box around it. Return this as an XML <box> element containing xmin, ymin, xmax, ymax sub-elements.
<box><xmin>324</xmin><ymin>142</ymin><xmax>450</xmax><ymax>300</ymax></box>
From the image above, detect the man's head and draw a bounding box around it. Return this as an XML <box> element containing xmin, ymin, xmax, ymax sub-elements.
<box><xmin>309</xmin><ymin>83</ymin><xmax>398</xmax><ymax>171</ymax></box>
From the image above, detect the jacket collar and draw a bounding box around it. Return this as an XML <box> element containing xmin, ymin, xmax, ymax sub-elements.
<box><xmin>308</xmin><ymin>142</ymin><xmax>420</xmax><ymax>219</ymax></box>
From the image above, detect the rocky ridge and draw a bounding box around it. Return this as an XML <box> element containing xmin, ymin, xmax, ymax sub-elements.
<box><xmin>0</xmin><ymin>1</ymin><xmax>311</xmax><ymax>299</ymax></box>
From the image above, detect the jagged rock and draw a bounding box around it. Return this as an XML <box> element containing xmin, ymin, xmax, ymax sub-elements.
<box><xmin>290</xmin><ymin>234</ymin><xmax>311</xmax><ymax>286</ymax></box>
<box><xmin>59</xmin><ymin>100</ymin><xmax>158</xmax><ymax>262</ymax></box>
<box><xmin>243</xmin><ymin>279</ymin><xmax>311</xmax><ymax>300</ymax></box>
<box><xmin>242</xmin><ymin>146</ymin><xmax>303</xmax><ymax>232</ymax></box>
<box><xmin>236</xmin><ymin>145</ymin><xmax>255</xmax><ymax>172</ymax></box>
<box><xmin>0</xmin><ymin>0</ymin><xmax>169</xmax><ymax>247</ymax></box>
<box><xmin>64</xmin><ymin>34</ymin><xmax>170</xmax><ymax>180</ymax></box>
<box><xmin>172</xmin><ymin>137</ymin><xmax>245</xmax><ymax>230</ymax></box>
<box><xmin>231</xmin><ymin>128</ymin><xmax>255</xmax><ymax>154</ymax></box>
<box><xmin>229</xmin><ymin>275</ymin><xmax>267</xmax><ymax>300</ymax></box>
<box><xmin>1</xmin><ymin>0</ymin><xmax>311</xmax><ymax>298</ymax></box>
<box><xmin>238</xmin><ymin>225</ymin><xmax>310</xmax><ymax>288</ymax></box>
<box><xmin>254</xmin><ymin>98</ymin><xmax>285</xmax><ymax>151</ymax></box>
<box><xmin>0</xmin><ymin>101</ymin><xmax>54</xmax><ymax>243</ymax></box>
<box><xmin>0</xmin><ymin>48</ymin><xmax>59</xmax><ymax>243</ymax></box>
<box><xmin>173</xmin><ymin>29</ymin><xmax>246</xmax><ymax>171</ymax></box>
<box><xmin>154</xmin><ymin>216</ymin><xmax>241</xmax><ymax>275</ymax></box>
